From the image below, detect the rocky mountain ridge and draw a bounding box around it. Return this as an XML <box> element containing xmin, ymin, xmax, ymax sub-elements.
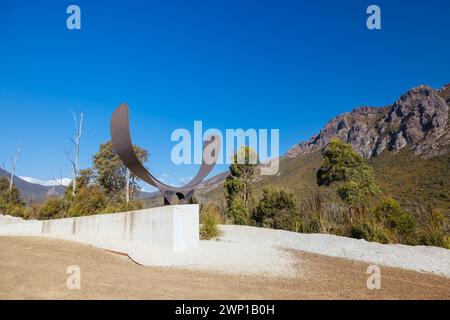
<box><xmin>287</xmin><ymin>84</ymin><xmax>450</xmax><ymax>159</ymax></box>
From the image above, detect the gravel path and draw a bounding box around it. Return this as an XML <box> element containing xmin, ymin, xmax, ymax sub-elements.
<box><xmin>218</xmin><ymin>225</ymin><xmax>450</xmax><ymax>278</ymax></box>
<box><xmin>1</xmin><ymin>221</ymin><xmax>449</xmax><ymax>278</ymax></box>
<box><xmin>2</xmin><ymin>237</ymin><xmax>450</xmax><ymax>300</ymax></box>
<box><xmin>56</xmin><ymin>225</ymin><xmax>450</xmax><ymax>278</ymax></box>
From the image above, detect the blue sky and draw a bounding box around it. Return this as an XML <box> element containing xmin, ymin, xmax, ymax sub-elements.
<box><xmin>0</xmin><ymin>0</ymin><xmax>449</xmax><ymax>189</ymax></box>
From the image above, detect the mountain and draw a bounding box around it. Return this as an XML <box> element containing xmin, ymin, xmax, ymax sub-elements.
<box><xmin>197</xmin><ymin>84</ymin><xmax>450</xmax><ymax>214</ymax></box>
<box><xmin>286</xmin><ymin>85</ymin><xmax>449</xmax><ymax>159</ymax></box>
<box><xmin>0</xmin><ymin>168</ymin><xmax>65</xmax><ymax>202</ymax></box>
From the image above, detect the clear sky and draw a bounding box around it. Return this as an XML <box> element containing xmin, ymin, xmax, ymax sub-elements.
<box><xmin>0</xmin><ymin>0</ymin><xmax>449</xmax><ymax>189</ymax></box>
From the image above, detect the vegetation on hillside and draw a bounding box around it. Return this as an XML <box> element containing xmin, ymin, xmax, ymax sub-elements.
<box><xmin>1</xmin><ymin>137</ymin><xmax>448</xmax><ymax>249</ymax></box>
<box><xmin>0</xmin><ymin>177</ymin><xmax>25</xmax><ymax>217</ymax></box>
<box><xmin>317</xmin><ymin>138</ymin><xmax>380</xmax><ymax>216</ymax></box>
<box><xmin>0</xmin><ymin>141</ymin><xmax>147</xmax><ymax>220</ymax></box>
<box><xmin>220</xmin><ymin>141</ymin><xmax>449</xmax><ymax>249</ymax></box>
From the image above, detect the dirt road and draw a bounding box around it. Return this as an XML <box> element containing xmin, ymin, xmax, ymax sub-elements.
<box><xmin>0</xmin><ymin>237</ymin><xmax>449</xmax><ymax>300</ymax></box>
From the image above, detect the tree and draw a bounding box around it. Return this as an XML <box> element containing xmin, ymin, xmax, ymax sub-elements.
<box><xmin>224</xmin><ymin>146</ymin><xmax>258</xmax><ymax>224</ymax></box>
<box><xmin>64</xmin><ymin>168</ymin><xmax>95</xmax><ymax>200</ymax></box>
<box><xmin>66</xmin><ymin>112</ymin><xmax>83</xmax><ymax>197</ymax></box>
<box><xmin>0</xmin><ymin>176</ymin><xmax>25</xmax><ymax>216</ymax></box>
<box><xmin>125</xmin><ymin>169</ymin><xmax>130</xmax><ymax>203</ymax></box>
<box><xmin>337</xmin><ymin>165</ymin><xmax>379</xmax><ymax>207</ymax></box>
<box><xmin>317</xmin><ymin>138</ymin><xmax>379</xmax><ymax>211</ymax></box>
<box><xmin>253</xmin><ymin>187</ymin><xmax>299</xmax><ymax>231</ymax></box>
<box><xmin>8</xmin><ymin>144</ymin><xmax>21</xmax><ymax>192</ymax></box>
<box><xmin>317</xmin><ymin>138</ymin><xmax>363</xmax><ymax>187</ymax></box>
<box><xmin>93</xmin><ymin>141</ymin><xmax>148</xmax><ymax>200</ymax></box>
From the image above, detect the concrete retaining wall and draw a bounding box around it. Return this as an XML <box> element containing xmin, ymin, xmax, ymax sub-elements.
<box><xmin>0</xmin><ymin>205</ymin><xmax>199</xmax><ymax>252</ymax></box>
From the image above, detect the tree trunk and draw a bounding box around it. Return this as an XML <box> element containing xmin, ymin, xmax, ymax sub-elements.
<box><xmin>125</xmin><ymin>169</ymin><xmax>130</xmax><ymax>204</ymax></box>
<box><xmin>72</xmin><ymin>174</ymin><xmax>77</xmax><ymax>197</ymax></box>
<box><xmin>9</xmin><ymin>145</ymin><xmax>21</xmax><ymax>192</ymax></box>
<box><xmin>9</xmin><ymin>171</ymin><xmax>14</xmax><ymax>192</ymax></box>
<box><xmin>68</xmin><ymin>112</ymin><xmax>83</xmax><ymax>198</ymax></box>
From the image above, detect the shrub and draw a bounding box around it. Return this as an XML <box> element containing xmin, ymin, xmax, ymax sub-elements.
<box><xmin>36</xmin><ymin>197</ymin><xmax>68</xmax><ymax>220</ymax></box>
<box><xmin>302</xmin><ymin>216</ymin><xmax>335</xmax><ymax>234</ymax></box>
<box><xmin>22</xmin><ymin>205</ymin><xmax>41</xmax><ymax>220</ymax></box>
<box><xmin>7</xmin><ymin>205</ymin><xmax>26</xmax><ymax>218</ymax></box>
<box><xmin>417</xmin><ymin>210</ymin><xmax>450</xmax><ymax>249</ymax></box>
<box><xmin>350</xmin><ymin>219</ymin><xmax>392</xmax><ymax>244</ymax></box>
<box><xmin>67</xmin><ymin>186</ymin><xmax>107</xmax><ymax>217</ymax></box>
<box><xmin>200</xmin><ymin>204</ymin><xmax>222</xmax><ymax>240</ymax></box>
<box><xmin>372</xmin><ymin>197</ymin><xmax>415</xmax><ymax>243</ymax></box>
<box><xmin>253</xmin><ymin>187</ymin><xmax>300</xmax><ymax>231</ymax></box>
<box><xmin>102</xmin><ymin>199</ymin><xmax>145</xmax><ymax>214</ymax></box>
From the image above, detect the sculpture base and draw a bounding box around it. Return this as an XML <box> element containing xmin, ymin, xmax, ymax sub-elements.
<box><xmin>0</xmin><ymin>205</ymin><xmax>200</xmax><ymax>252</ymax></box>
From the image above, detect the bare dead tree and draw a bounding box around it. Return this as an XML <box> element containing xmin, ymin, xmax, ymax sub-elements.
<box><xmin>52</xmin><ymin>169</ymin><xmax>66</xmax><ymax>187</ymax></box>
<box><xmin>9</xmin><ymin>144</ymin><xmax>22</xmax><ymax>192</ymax></box>
<box><xmin>66</xmin><ymin>112</ymin><xmax>83</xmax><ymax>197</ymax></box>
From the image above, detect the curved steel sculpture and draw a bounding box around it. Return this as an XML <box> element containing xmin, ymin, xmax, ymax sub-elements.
<box><xmin>110</xmin><ymin>103</ymin><xmax>221</xmax><ymax>205</ymax></box>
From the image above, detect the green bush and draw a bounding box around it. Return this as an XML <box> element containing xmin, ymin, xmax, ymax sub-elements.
<box><xmin>0</xmin><ymin>177</ymin><xmax>25</xmax><ymax>217</ymax></box>
<box><xmin>253</xmin><ymin>187</ymin><xmax>300</xmax><ymax>231</ymax></box>
<box><xmin>372</xmin><ymin>197</ymin><xmax>415</xmax><ymax>243</ymax></box>
<box><xmin>36</xmin><ymin>197</ymin><xmax>68</xmax><ymax>220</ymax></box>
<box><xmin>417</xmin><ymin>210</ymin><xmax>450</xmax><ymax>249</ymax></box>
<box><xmin>67</xmin><ymin>186</ymin><xmax>107</xmax><ymax>217</ymax></box>
<box><xmin>200</xmin><ymin>204</ymin><xmax>222</xmax><ymax>240</ymax></box>
<box><xmin>350</xmin><ymin>219</ymin><xmax>392</xmax><ymax>244</ymax></box>
<box><xmin>102</xmin><ymin>199</ymin><xmax>145</xmax><ymax>214</ymax></box>
<box><xmin>302</xmin><ymin>216</ymin><xmax>335</xmax><ymax>234</ymax></box>
<box><xmin>22</xmin><ymin>205</ymin><xmax>41</xmax><ymax>220</ymax></box>
<box><xmin>7</xmin><ymin>205</ymin><xmax>25</xmax><ymax>218</ymax></box>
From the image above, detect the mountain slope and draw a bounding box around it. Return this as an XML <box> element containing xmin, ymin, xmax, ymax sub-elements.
<box><xmin>287</xmin><ymin>85</ymin><xmax>449</xmax><ymax>159</ymax></box>
<box><xmin>0</xmin><ymin>168</ymin><xmax>65</xmax><ymax>202</ymax></box>
<box><xmin>198</xmin><ymin>84</ymin><xmax>450</xmax><ymax>214</ymax></box>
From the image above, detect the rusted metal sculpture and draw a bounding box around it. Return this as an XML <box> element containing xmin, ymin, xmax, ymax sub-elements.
<box><xmin>110</xmin><ymin>103</ymin><xmax>221</xmax><ymax>205</ymax></box>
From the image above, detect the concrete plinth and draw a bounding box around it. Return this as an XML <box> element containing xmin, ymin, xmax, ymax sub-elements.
<box><xmin>0</xmin><ymin>205</ymin><xmax>199</xmax><ymax>252</ymax></box>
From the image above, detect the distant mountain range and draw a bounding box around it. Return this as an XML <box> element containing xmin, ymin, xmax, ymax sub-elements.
<box><xmin>197</xmin><ymin>83</ymin><xmax>450</xmax><ymax>214</ymax></box>
<box><xmin>0</xmin><ymin>168</ymin><xmax>65</xmax><ymax>202</ymax></box>
<box><xmin>0</xmin><ymin>168</ymin><xmax>155</xmax><ymax>203</ymax></box>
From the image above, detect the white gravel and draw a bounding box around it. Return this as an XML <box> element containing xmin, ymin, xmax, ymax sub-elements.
<box><xmin>1</xmin><ymin>221</ymin><xmax>449</xmax><ymax>278</ymax></box>
<box><xmin>111</xmin><ymin>225</ymin><xmax>450</xmax><ymax>278</ymax></box>
<box><xmin>218</xmin><ymin>225</ymin><xmax>450</xmax><ymax>278</ymax></box>
<box><xmin>20</xmin><ymin>233</ymin><xmax>298</xmax><ymax>278</ymax></box>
